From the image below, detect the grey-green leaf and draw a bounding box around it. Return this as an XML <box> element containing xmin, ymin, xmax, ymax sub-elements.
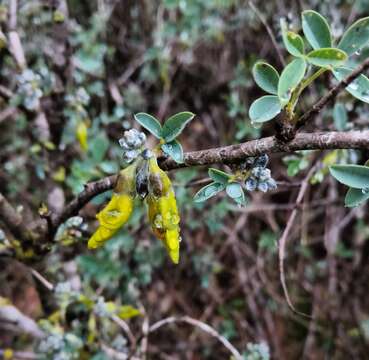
<box><xmin>278</xmin><ymin>58</ymin><xmax>307</xmax><ymax>105</ymax></box>
<box><xmin>329</xmin><ymin>164</ymin><xmax>369</xmax><ymax>189</ymax></box>
<box><xmin>226</xmin><ymin>182</ymin><xmax>243</xmax><ymax>198</ymax></box>
<box><xmin>306</xmin><ymin>48</ymin><xmax>347</xmax><ymax>68</ymax></box>
<box><xmin>248</xmin><ymin>95</ymin><xmax>282</xmax><ymax>123</ymax></box>
<box><xmin>280</xmin><ymin>19</ymin><xmax>305</xmax><ymax>56</ymax></box>
<box><xmin>338</xmin><ymin>17</ymin><xmax>369</xmax><ymax>56</ymax></box>
<box><xmin>208</xmin><ymin>168</ymin><xmax>232</xmax><ymax>184</ymax></box>
<box><xmin>333</xmin><ymin>67</ymin><xmax>369</xmax><ymax>103</ymax></box>
<box><xmin>226</xmin><ymin>182</ymin><xmax>247</xmax><ymax>206</ymax></box>
<box><xmin>193</xmin><ymin>182</ymin><xmax>225</xmax><ymax>202</ymax></box>
<box><xmin>161</xmin><ymin>139</ymin><xmax>183</xmax><ymax>164</ymax></box>
<box><xmin>333</xmin><ymin>103</ymin><xmax>348</xmax><ymax>131</ymax></box>
<box><xmin>134</xmin><ymin>113</ymin><xmax>162</xmax><ymax>139</ymax></box>
<box><xmin>344</xmin><ymin>187</ymin><xmax>369</xmax><ymax>207</ymax></box>
<box><xmin>161</xmin><ymin>111</ymin><xmax>195</xmax><ymax>142</ymax></box>
<box><xmin>302</xmin><ymin>10</ymin><xmax>332</xmax><ymax>49</ymax></box>
<box><xmin>252</xmin><ymin>61</ymin><xmax>279</xmax><ymax>95</ymax></box>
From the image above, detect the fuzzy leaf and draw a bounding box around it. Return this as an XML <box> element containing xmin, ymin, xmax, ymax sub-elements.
<box><xmin>333</xmin><ymin>67</ymin><xmax>369</xmax><ymax>103</ymax></box>
<box><xmin>134</xmin><ymin>113</ymin><xmax>162</xmax><ymax>138</ymax></box>
<box><xmin>281</xmin><ymin>19</ymin><xmax>305</xmax><ymax>56</ymax></box>
<box><xmin>249</xmin><ymin>95</ymin><xmax>282</xmax><ymax>123</ymax></box>
<box><xmin>161</xmin><ymin>111</ymin><xmax>195</xmax><ymax>142</ymax></box>
<box><xmin>161</xmin><ymin>139</ymin><xmax>183</xmax><ymax>163</ymax></box>
<box><xmin>306</xmin><ymin>48</ymin><xmax>347</xmax><ymax>68</ymax></box>
<box><xmin>329</xmin><ymin>164</ymin><xmax>369</xmax><ymax>189</ymax></box>
<box><xmin>338</xmin><ymin>17</ymin><xmax>369</xmax><ymax>56</ymax></box>
<box><xmin>226</xmin><ymin>182</ymin><xmax>247</xmax><ymax>206</ymax></box>
<box><xmin>345</xmin><ymin>187</ymin><xmax>369</xmax><ymax>207</ymax></box>
<box><xmin>193</xmin><ymin>182</ymin><xmax>225</xmax><ymax>202</ymax></box>
<box><xmin>302</xmin><ymin>10</ymin><xmax>331</xmax><ymax>49</ymax></box>
<box><xmin>208</xmin><ymin>168</ymin><xmax>231</xmax><ymax>184</ymax></box>
<box><xmin>252</xmin><ymin>61</ymin><xmax>279</xmax><ymax>94</ymax></box>
<box><xmin>278</xmin><ymin>58</ymin><xmax>307</xmax><ymax>105</ymax></box>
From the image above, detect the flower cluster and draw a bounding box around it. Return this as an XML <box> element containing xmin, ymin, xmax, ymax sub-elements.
<box><xmin>119</xmin><ymin>129</ymin><xmax>146</xmax><ymax>163</ymax></box>
<box><xmin>244</xmin><ymin>154</ymin><xmax>277</xmax><ymax>193</ymax></box>
<box><xmin>88</xmin><ymin>145</ymin><xmax>181</xmax><ymax>264</ymax></box>
<box><xmin>16</xmin><ymin>69</ymin><xmax>43</xmax><ymax>111</ymax></box>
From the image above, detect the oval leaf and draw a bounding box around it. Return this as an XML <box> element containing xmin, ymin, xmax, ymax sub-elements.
<box><xmin>280</xmin><ymin>19</ymin><xmax>305</xmax><ymax>56</ymax></box>
<box><xmin>226</xmin><ymin>182</ymin><xmax>243</xmax><ymax>198</ymax></box>
<box><xmin>226</xmin><ymin>182</ymin><xmax>247</xmax><ymax>206</ymax></box>
<box><xmin>306</xmin><ymin>48</ymin><xmax>347</xmax><ymax>68</ymax></box>
<box><xmin>345</xmin><ymin>187</ymin><xmax>369</xmax><ymax>207</ymax></box>
<box><xmin>333</xmin><ymin>67</ymin><xmax>369</xmax><ymax>103</ymax></box>
<box><xmin>302</xmin><ymin>10</ymin><xmax>331</xmax><ymax>49</ymax></box>
<box><xmin>161</xmin><ymin>111</ymin><xmax>195</xmax><ymax>142</ymax></box>
<box><xmin>134</xmin><ymin>113</ymin><xmax>162</xmax><ymax>138</ymax></box>
<box><xmin>278</xmin><ymin>58</ymin><xmax>307</xmax><ymax>105</ymax></box>
<box><xmin>329</xmin><ymin>164</ymin><xmax>369</xmax><ymax>189</ymax></box>
<box><xmin>208</xmin><ymin>168</ymin><xmax>232</xmax><ymax>184</ymax></box>
<box><xmin>252</xmin><ymin>61</ymin><xmax>279</xmax><ymax>95</ymax></box>
<box><xmin>161</xmin><ymin>139</ymin><xmax>183</xmax><ymax>164</ymax></box>
<box><xmin>193</xmin><ymin>182</ymin><xmax>225</xmax><ymax>203</ymax></box>
<box><xmin>249</xmin><ymin>95</ymin><xmax>282</xmax><ymax>123</ymax></box>
<box><xmin>338</xmin><ymin>17</ymin><xmax>369</xmax><ymax>56</ymax></box>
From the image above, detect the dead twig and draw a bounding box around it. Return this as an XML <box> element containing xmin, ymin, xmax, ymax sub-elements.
<box><xmin>148</xmin><ymin>315</ymin><xmax>243</xmax><ymax>360</ymax></box>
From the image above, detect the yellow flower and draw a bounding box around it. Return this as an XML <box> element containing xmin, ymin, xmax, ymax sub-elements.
<box><xmin>76</xmin><ymin>121</ymin><xmax>88</xmax><ymax>152</ymax></box>
<box><xmin>146</xmin><ymin>157</ymin><xmax>180</xmax><ymax>264</ymax></box>
<box><xmin>88</xmin><ymin>163</ymin><xmax>136</xmax><ymax>249</ymax></box>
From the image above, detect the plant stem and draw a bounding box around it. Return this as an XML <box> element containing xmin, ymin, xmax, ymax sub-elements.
<box><xmin>287</xmin><ymin>67</ymin><xmax>328</xmax><ymax>119</ymax></box>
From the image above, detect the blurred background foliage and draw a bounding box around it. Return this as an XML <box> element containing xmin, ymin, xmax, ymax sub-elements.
<box><xmin>1</xmin><ymin>0</ymin><xmax>369</xmax><ymax>359</ymax></box>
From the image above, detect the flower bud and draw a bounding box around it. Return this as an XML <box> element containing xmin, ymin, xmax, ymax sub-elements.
<box><xmin>254</xmin><ymin>154</ymin><xmax>269</xmax><ymax>168</ymax></box>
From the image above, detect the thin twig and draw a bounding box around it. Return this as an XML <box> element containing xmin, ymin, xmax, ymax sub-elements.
<box><xmin>249</xmin><ymin>1</ymin><xmax>285</xmax><ymax>67</ymax></box>
<box><xmin>148</xmin><ymin>316</ymin><xmax>242</xmax><ymax>360</ymax></box>
<box><xmin>30</xmin><ymin>269</ymin><xmax>54</xmax><ymax>291</ymax></box>
<box><xmin>278</xmin><ymin>164</ymin><xmax>318</xmax><ymax>318</ymax></box>
<box><xmin>111</xmin><ymin>314</ymin><xmax>136</xmax><ymax>348</ymax></box>
<box><xmin>297</xmin><ymin>57</ymin><xmax>369</xmax><ymax>128</ymax></box>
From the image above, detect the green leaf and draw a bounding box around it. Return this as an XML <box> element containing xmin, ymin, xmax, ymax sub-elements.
<box><xmin>134</xmin><ymin>113</ymin><xmax>162</xmax><ymax>138</ymax></box>
<box><xmin>161</xmin><ymin>139</ymin><xmax>183</xmax><ymax>163</ymax></box>
<box><xmin>248</xmin><ymin>95</ymin><xmax>282</xmax><ymax>123</ymax></box>
<box><xmin>333</xmin><ymin>67</ymin><xmax>369</xmax><ymax>103</ymax></box>
<box><xmin>226</xmin><ymin>182</ymin><xmax>247</xmax><ymax>206</ymax></box>
<box><xmin>345</xmin><ymin>187</ymin><xmax>369</xmax><ymax>207</ymax></box>
<box><xmin>278</xmin><ymin>58</ymin><xmax>307</xmax><ymax>105</ymax></box>
<box><xmin>252</xmin><ymin>61</ymin><xmax>279</xmax><ymax>94</ymax></box>
<box><xmin>89</xmin><ymin>135</ymin><xmax>109</xmax><ymax>163</ymax></box>
<box><xmin>302</xmin><ymin>10</ymin><xmax>332</xmax><ymax>49</ymax></box>
<box><xmin>280</xmin><ymin>19</ymin><xmax>305</xmax><ymax>56</ymax></box>
<box><xmin>338</xmin><ymin>17</ymin><xmax>369</xmax><ymax>56</ymax></box>
<box><xmin>208</xmin><ymin>168</ymin><xmax>231</xmax><ymax>184</ymax></box>
<box><xmin>329</xmin><ymin>164</ymin><xmax>369</xmax><ymax>189</ymax></box>
<box><xmin>226</xmin><ymin>182</ymin><xmax>243</xmax><ymax>198</ymax></box>
<box><xmin>193</xmin><ymin>182</ymin><xmax>225</xmax><ymax>202</ymax></box>
<box><xmin>161</xmin><ymin>111</ymin><xmax>195</xmax><ymax>142</ymax></box>
<box><xmin>306</xmin><ymin>48</ymin><xmax>347</xmax><ymax>68</ymax></box>
<box><xmin>333</xmin><ymin>103</ymin><xmax>348</xmax><ymax>131</ymax></box>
